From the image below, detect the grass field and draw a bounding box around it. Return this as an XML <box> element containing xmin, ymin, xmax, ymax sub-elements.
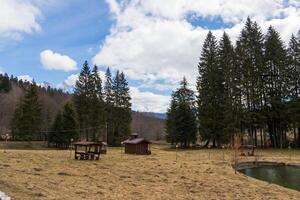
<box><xmin>0</xmin><ymin>145</ymin><xmax>300</xmax><ymax>200</ymax></box>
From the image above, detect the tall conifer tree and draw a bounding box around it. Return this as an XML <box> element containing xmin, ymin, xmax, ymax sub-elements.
<box><xmin>264</xmin><ymin>26</ymin><xmax>289</xmax><ymax>148</ymax></box>
<box><xmin>73</xmin><ymin>61</ymin><xmax>92</xmax><ymax>140</ymax></box>
<box><xmin>166</xmin><ymin>78</ymin><xmax>197</xmax><ymax>147</ymax></box>
<box><xmin>90</xmin><ymin>65</ymin><xmax>105</xmax><ymax>141</ymax></box>
<box><xmin>12</xmin><ymin>83</ymin><xmax>42</xmax><ymax>140</ymax></box>
<box><xmin>236</xmin><ymin>18</ymin><xmax>265</xmax><ymax>146</ymax></box>
<box><xmin>197</xmin><ymin>31</ymin><xmax>225</xmax><ymax>147</ymax></box>
<box><xmin>219</xmin><ymin>32</ymin><xmax>241</xmax><ymax>143</ymax></box>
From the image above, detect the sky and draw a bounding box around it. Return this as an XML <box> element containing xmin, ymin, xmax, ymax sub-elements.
<box><xmin>1</xmin><ymin>0</ymin><xmax>300</xmax><ymax>113</ymax></box>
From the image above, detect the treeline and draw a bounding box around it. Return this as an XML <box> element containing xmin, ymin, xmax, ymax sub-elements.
<box><xmin>167</xmin><ymin>18</ymin><xmax>300</xmax><ymax>148</ymax></box>
<box><xmin>10</xmin><ymin>61</ymin><xmax>131</xmax><ymax>147</ymax></box>
<box><xmin>0</xmin><ymin>73</ymin><xmax>66</xmax><ymax>95</ymax></box>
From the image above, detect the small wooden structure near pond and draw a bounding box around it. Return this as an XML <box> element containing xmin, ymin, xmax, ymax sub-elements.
<box><xmin>239</xmin><ymin>145</ymin><xmax>256</xmax><ymax>156</ymax></box>
<box><xmin>122</xmin><ymin>133</ymin><xmax>151</xmax><ymax>155</ymax></box>
<box><xmin>73</xmin><ymin>141</ymin><xmax>107</xmax><ymax>160</ymax></box>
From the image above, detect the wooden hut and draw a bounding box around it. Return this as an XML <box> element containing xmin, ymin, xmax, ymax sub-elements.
<box><xmin>122</xmin><ymin>133</ymin><xmax>151</xmax><ymax>155</ymax></box>
<box><xmin>73</xmin><ymin>141</ymin><xmax>106</xmax><ymax>160</ymax></box>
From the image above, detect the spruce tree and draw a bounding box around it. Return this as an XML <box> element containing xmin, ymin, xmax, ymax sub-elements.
<box><xmin>196</xmin><ymin>31</ymin><xmax>225</xmax><ymax>147</ymax></box>
<box><xmin>61</xmin><ymin>102</ymin><xmax>79</xmax><ymax>144</ymax></box>
<box><xmin>110</xmin><ymin>70</ymin><xmax>132</xmax><ymax>145</ymax></box>
<box><xmin>219</xmin><ymin>32</ymin><xmax>241</xmax><ymax>143</ymax></box>
<box><xmin>104</xmin><ymin>68</ymin><xmax>114</xmax><ymax>105</ymax></box>
<box><xmin>287</xmin><ymin>33</ymin><xmax>300</xmax><ymax>147</ymax></box>
<box><xmin>118</xmin><ymin>72</ymin><xmax>132</xmax><ymax>138</ymax></box>
<box><xmin>166</xmin><ymin>78</ymin><xmax>197</xmax><ymax>147</ymax></box>
<box><xmin>235</xmin><ymin>18</ymin><xmax>265</xmax><ymax>147</ymax></box>
<box><xmin>0</xmin><ymin>73</ymin><xmax>11</xmax><ymax>93</ymax></box>
<box><xmin>104</xmin><ymin>67</ymin><xmax>115</xmax><ymax>145</ymax></box>
<box><xmin>73</xmin><ymin>61</ymin><xmax>92</xmax><ymax>140</ymax></box>
<box><xmin>264</xmin><ymin>26</ymin><xmax>289</xmax><ymax>148</ymax></box>
<box><xmin>89</xmin><ymin>65</ymin><xmax>105</xmax><ymax>141</ymax></box>
<box><xmin>12</xmin><ymin>84</ymin><xmax>42</xmax><ymax>141</ymax></box>
<box><xmin>288</xmin><ymin>34</ymin><xmax>300</xmax><ymax>98</ymax></box>
<box><xmin>166</xmin><ymin>99</ymin><xmax>177</xmax><ymax>144</ymax></box>
<box><xmin>49</xmin><ymin>102</ymin><xmax>79</xmax><ymax>147</ymax></box>
<box><xmin>49</xmin><ymin>111</ymin><xmax>63</xmax><ymax>147</ymax></box>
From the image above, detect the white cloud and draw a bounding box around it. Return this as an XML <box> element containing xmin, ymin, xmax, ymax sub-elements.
<box><xmin>0</xmin><ymin>0</ymin><xmax>41</xmax><ymax>41</ymax></box>
<box><xmin>58</xmin><ymin>70</ymin><xmax>106</xmax><ymax>91</ymax></box>
<box><xmin>130</xmin><ymin>87</ymin><xmax>170</xmax><ymax>113</ymax></box>
<box><xmin>63</xmin><ymin>74</ymin><xmax>78</xmax><ymax>88</ymax></box>
<box><xmin>92</xmin><ymin>0</ymin><xmax>300</xmax><ymax>112</ymax></box>
<box><xmin>40</xmin><ymin>50</ymin><xmax>77</xmax><ymax>72</ymax></box>
<box><xmin>17</xmin><ymin>75</ymin><xmax>33</xmax><ymax>83</ymax></box>
<box><xmin>94</xmin><ymin>0</ymin><xmax>300</xmax><ymax>83</ymax></box>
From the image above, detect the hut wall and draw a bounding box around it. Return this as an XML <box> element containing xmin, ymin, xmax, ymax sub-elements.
<box><xmin>124</xmin><ymin>142</ymin><xmax>149</xmax><ymax>155</ymax></box>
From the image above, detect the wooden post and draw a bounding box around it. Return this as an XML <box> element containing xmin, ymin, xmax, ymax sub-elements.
<box><xmin>175</xmin><ymin>144</ymin><xmax>178</xmax><ymax>162</ymax></box>
<box><xmin>222</xmin><ymin>146</ymin><xmax>225</xmax><ymax>161</ymax></box>
<box><xmin>288</xmin><ymin>144</ymin><xmax>291</xmax><ymax>162</ymax></box>
<box><xmin>70</xmin><ymin>138</ymin><xmax>74</xmax><ymax>159</ymax></box>
<box><xmin>121</xmin><ymin>142</ymin><xmax>124</xmax><ymax>157</ymax></box>
<box><xmin>4</xmin><ymin>134</ymin><xmax>8</xmax><ymax>153</ymax></box>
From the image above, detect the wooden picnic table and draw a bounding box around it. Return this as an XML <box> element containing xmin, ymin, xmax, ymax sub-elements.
<box><xmin>73</xmin><ymin>141</ymin><xmax>106</xmax><ymax>160</ymax></box>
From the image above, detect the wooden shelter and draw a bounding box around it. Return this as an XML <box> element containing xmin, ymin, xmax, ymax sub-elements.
<box><xmin>239</xmin><ymin>145</ymin><xmax>256</xmax><ymax>156</ymax></box>
<box><xmin>73</xmin><ymin>141</ymin><xmax>107</xmax><ymax>160</ymax></box>
<box><xmin>122</xmin><ymin>133</ymin><xmax>151</xmax><ymax>155</ymax></box>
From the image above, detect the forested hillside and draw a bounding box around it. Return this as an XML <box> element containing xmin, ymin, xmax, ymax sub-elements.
<box><xmin>0</xmin><ymin>73</ymin><xmax>165</xmax><ymax>141</ymax></box>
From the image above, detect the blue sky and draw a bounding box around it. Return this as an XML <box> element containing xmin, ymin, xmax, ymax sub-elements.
<box><xmin>0</xmin><ymin>0</ymin><xmax>300</xmax><ymax>112</ymax></box>
<box><xmin>0</xmin><ymin>0</ymin><xmax>111</xmax><ymax>85</ymax></box>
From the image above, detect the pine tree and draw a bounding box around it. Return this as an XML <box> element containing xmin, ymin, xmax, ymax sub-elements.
<box><xmin>264</xmin><ymin>26</ymin><xmax>289</xmax><ymax>148</ymax></box>
<box><xmin>287</xmin><ymin>33</ymin><xmax>300</xmax><ymax>147</ymax></box>
<box><xmin>118</xmin><ymin>72</ymin><xmax>132</xmax><ymax>138</ymax></box>
<box><xmin>49</xmin><ymin>111</ymin><xmax>63</xmax><ymax>147</ymax></box>
<box><xmin>219</xmin><ymin>32</ymin><xmax>241</xmax><ymax>143</ymax></box>
<box><xmin>110</xmin><ymin>70</ymin><xmax>132</xmax><ymax>145</ymax></box>
<box><xmin>89</xmin><ymin>65</ymin><xmax>105</xmax><ymax>141</ymax></box>
<box><xmin>236</xmin><ymin>18</ymin><xmax>265</xmax><ymax>147</ymax></box>
<box><xmin>288</xmin><ymin>33</ymin><xmax>300</xmax><ymax>98</ymax></box>
<box><xmin>104</xmin><ymin>68</ymin><xmax>114</xmax><ymax>105</ymax></box>
<box><xmin>196</xmin><ymin>31</ymin><xmax>225</xmax><ymax>147</ymax></box>
<box><xmin>166</xmin><ymin>99</ymin><xmax>177</xmax><ymax>144</ymax></box>
<box><xmin>0</xmin><ymin>73</ymin><xmax>11</xmax><ymax>93</ymax></box>
<box><xmin>12</xmin><ymin>84</ymin><xmax>42</xmax><ymax>141</ymax></box>
<box><xmin>49</xmin><ymin>102</ymin><xmax>79</xmax><ymax>148</ymax></box>
<box><xmin>166</xmin><ymin>78</ymin><xmax>197</xmax><ymax>148</ymax></box>
<box><xmin>104</xmin><ymin>67</ymin><xmax>115</xmax><ymax>145</ymax></box>
<box><xmin>61</xmin><ymin>102</ymin><xmax>79</xmax><ymax>144</ymax></box>
<box><xmin>73</xmin><ymin>61</ymin><xmax>92</xmax><ymax>140</ymax></box>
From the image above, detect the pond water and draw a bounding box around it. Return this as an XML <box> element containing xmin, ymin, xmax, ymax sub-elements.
<box><xmin>239</xmin><ymin>166</ymin><xmax>300</xmax><ymax>191</ymax></box>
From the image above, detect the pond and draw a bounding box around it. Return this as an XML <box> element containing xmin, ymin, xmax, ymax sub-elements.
<box><xmin>239</xmin><ymin>165</ymin><xmax>300</xmax><ymax>191</ymax></box>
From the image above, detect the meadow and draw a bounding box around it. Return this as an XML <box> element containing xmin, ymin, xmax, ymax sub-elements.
<box><xmin>0</xmin><ymin>144</ymin><xmax>300</xmax><ymax>200</ymax></box>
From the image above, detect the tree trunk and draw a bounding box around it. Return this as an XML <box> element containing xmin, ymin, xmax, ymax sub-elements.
<box><xmin>260</xmin><ymin>128</ymin><xmax>263</xmax><ymax>148</ymax></box>
<box><xmin>293</xmin><ymin>123</ymin><xmax>297</xmax><ymax>146</ymax></box>
<box><xmin>203</xmin><ymin>139</ymin><xmax>210</xmax><ymax>148</ymax></box>
<box><xmin>254</xmin><ymin>128</ymin><xmax>257</xmax><ymax>147</ymax></box>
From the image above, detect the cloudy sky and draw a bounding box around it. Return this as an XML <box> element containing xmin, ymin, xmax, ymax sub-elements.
<box><xmin>1</xmin><ymin>0</ymin><xmax>300</xmax><ymax>113</ymax></box>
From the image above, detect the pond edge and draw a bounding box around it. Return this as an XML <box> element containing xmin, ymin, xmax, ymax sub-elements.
<box><xmin>235</xmin><ymin>161</ymin><xmax>300</xmax><ymax>170</ymax></box>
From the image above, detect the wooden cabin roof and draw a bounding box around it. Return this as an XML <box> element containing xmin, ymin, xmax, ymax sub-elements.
<box><xmin>73</xmin><ymin>141</ymin><xmax>106</xmax><ymax>146</ymax></box>
<box><xmin>123</xmin><ymin>138</ymin><xmax>150</xmax><ymax>144</ymax></box>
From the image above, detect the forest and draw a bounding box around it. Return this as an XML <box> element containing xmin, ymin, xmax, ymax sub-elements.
<box><xmin>166</xmin><ymin>18</ymin><xmax>300</xmax><ymax>148</ymax></box>
<box><xmin>0</xmin><ymin>62</ymin><xmax>165</xmax><ymax>146</ymax></box>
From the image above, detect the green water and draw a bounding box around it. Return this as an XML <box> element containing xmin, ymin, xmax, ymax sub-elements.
<box><xmin>239</xmin><ymin>166</ymin><xmax>300</xmax><ymax>191</ymax></box>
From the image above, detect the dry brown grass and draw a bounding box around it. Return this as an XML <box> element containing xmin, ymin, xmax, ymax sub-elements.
<box><xmin>0</xmin><ymin>145</ymin><xmax>299</xmax><ymax>200</ymax></box>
